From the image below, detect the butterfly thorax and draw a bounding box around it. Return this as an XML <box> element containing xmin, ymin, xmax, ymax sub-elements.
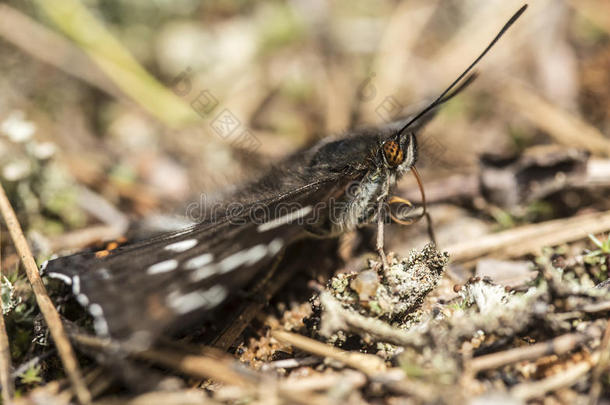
<box><xmin>326</xmin><ymin>166</ymin><xmax>395</xmax><ymax>235</ymax></box>
<box><xmin>304</xmin><ymin>130</ymin><xmax>416</xmax><ymax>237</ymax></box>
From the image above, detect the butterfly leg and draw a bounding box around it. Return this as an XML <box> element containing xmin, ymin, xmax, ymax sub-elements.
<box><xmin>376</xmin><ymin>197</ymin><xmax>389</xmax><ymax>270</ymax></box>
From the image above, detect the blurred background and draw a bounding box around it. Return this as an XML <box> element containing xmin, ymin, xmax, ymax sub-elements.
<box><xmin>0</xmin><ymin>0</ymin><xmax>608</xmax><ymax>259</ymax></box>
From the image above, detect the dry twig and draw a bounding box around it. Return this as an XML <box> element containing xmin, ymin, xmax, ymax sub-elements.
<box><xmin>588</xmin><ymin>320</ymin><xmax>610</xmax><ymax>405</ymax></box>
<box><xmin>72</xmin><ymin>333</ymin><xmax>332</xmax><ymax>405</ymax></box>
<box><xmin>271</xmin><ymin>329</ymin><xmax>387</xmax><ymax>376</ymax></box>
<box><xmin>470</xmin><ymin>332</ymin><xmax>591</xmax><ymax>373</ymax></box>
<box><xmin>96</xmin><ymin>389</ymin><xmax>219</xmax><ymax>405</ymax></box>
<box><xmin>0</xmin><ymin>182</ymin><xmax>91</xmax><ymax>404</ymax></box>
<box><xmin>0</xmin><ymin>225</ymin><xmax>14</xmax><ymax>403</ymax></box>
<box><xmin>318</xmin><ymin>291</ymin><xmax>418</xmax><ymax>347</ymax></box>
<box><xmin>447</xmin><ymin>210</ymin><xmax>610</xmax><ymax>262</ymax></box>
<box><xmin>279</xmin><ymin>369</ymin><xmax>366</xmax><ymax>393</ymax></box>
<box><xmin>510</xmin><ymin>352</ymin><xmax>598</xmax><ymax>400</ymax></box>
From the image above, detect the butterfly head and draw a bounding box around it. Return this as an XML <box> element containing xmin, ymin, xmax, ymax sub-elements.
<box><xmin>380</xmin><ymin>131</ymin><xmax>417</xmax><ymax>175</ymax></box>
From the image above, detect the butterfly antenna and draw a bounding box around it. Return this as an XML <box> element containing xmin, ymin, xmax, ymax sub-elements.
<box><xmin>397</xmin><ymin>4</ymin><xmax>527</xmax><ymax>134</ymax></box>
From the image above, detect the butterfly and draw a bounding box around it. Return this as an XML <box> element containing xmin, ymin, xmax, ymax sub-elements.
<box><xmin>41</xmin><ymin>5</ymin><xmax>527</xmax><ymax>350</ymax></box>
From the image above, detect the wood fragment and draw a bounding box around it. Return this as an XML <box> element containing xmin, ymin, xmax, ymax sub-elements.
<box><xmin>0</xmin><ymin>182</ymin><xmax>91</xmax><ymax>404</ymax></box>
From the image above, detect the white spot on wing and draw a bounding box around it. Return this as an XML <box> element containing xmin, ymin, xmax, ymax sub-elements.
<box><xmin>76</xmin><ymin>294</ymin><xmax>89</xmax><ymax>306</ymax></box>
<box><xmin>87</xmin><ymin>303</ymin><xmax>109</xmax><ymax>336</ymax></box>
<box><xmin>97</xmin><ymin>267</ymin><xmax>111</xmax><ymax>280</ymax></box>
<box><xmin>190</xmin><ymin>239</ymin><xmax>284</xmax><ymax>282</ymax></box>
<box><xmin>47</xmin><ymin>272</ymin><xmax>72</xmax><ymax>285</ymax></box>
<box><xmin>72</xmin><ymin>275</ymin><xmax>81</xmax><ymax>294</ymax></box>
<box><xmin>268</xmin><ymin>238</ymin><xmax>284</xmax><ymax>255</ymax></box>
<box><xmin>93</xmin><ymin>317</ymin><xmax>109</xmax><ymax>336</ymax></box>
<box><xmin>189</xmin><ymin>265</ymin><xmax>216</xmax><ymax>282</ymax></box>
<box><xmin>218</xmin><ymin>244</ymin><xmax>267</xmax><ymax>274</ymax></box>
<box><xmin>184</xmin><ymin>253</ymin><xmax>213</xmax><ymax>270</ymax></box>
<box><xmin>167</xmin><ymin>286</ymin><xmax>227</xmax><ymax>314</ymax></box>
<box><xmin>147</xmin><ymin>259</ymin><xmax>178</xmax><ymax>275</ymax></box>
<box><xmin>164</xmin><ymin>239</ymin><xmax>198</xmax><ymax>253</ymax></box>
<box><xmin>88</xmin><ymin>303</ymin><xmax>103</xmax><ymax>317</ymax></box>
<box><xmin>257</xmin><ymin>206</ymin><xmax>313</xmax><ymax>232</ymax></box>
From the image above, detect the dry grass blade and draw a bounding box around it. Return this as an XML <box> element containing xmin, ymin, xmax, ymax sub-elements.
<box><xmin>72</xmin><ymin>333</ymin><xmax>332</xmax><ymax>405</ymax></box>
<box><xmin>140</xmin><ymin>346</ymin><xmax>334</xmax><ymax>405</ymax></box>
<box><xmin>95</xmin><ymin>389</ymin><xmax>219</xmax><ymax>405</ymax></box>
<box><xmin>587</xmin><ymin>321</ymin><xmax>610</xmax><ymax>405</ymax></box>
<box><xmin>278</xmin><ymin>370</ymin><xmax>366</xmax><ymax>393</ymax></box>
<box><xmin>139</xmin><ymin>348</ymin><xmax>251</xmax><ymax>387</ymax></box>
<box><xmin>359</xmin><ymin>2</ymin><xmax>438</xmax><ymax>124</ymax></box>
<box><xmin>568</xmin><ymin>0</ymin><xmax>610</xmax><ymax>34</ymax></box>
<box><xmin>510</xmin><ymin>352</ymin><xmax>598</xmax><ymax>400</ymax></box>
<box><xmin>0</xmin><ymin>183</ymin><xmax>91</xmax><ymax>404</ymax></box>
<box><xmin>505</xmin><ymin>80</ymin><xmax>610</xmax><ymax>156</ymax></box>
<box><xmin>271</xmin><ymin>330</ymin><xmax>387</xmax><ymax>376</ymax></box>
<box><xmin>48</xmin><ymin>225</ymin><xmax>124</xmax><ymax>253</ymax></box>
<box><xmin>0</xmin><ymin>225</ymin><xmax>14</xmax><ymax>403</ymax></box>
<box><xmin>0</xmin><ymin>312</ymin><xmax>12</xmax><ymax>404</ymax></box>
<box><xmin>0</xmin><ymin>4</ymin><xmax>122</xmax><ymax>100</ymax></box>
<box><xmin>0</xmin><ymin>4</ymin><xmax>124</xmax><ymax>101</ymax></box>
<box><xmin>71</xmin><ymin>333</ymin><xmax>250</xmax><ymax>388</ymax></box>
<box><xmin>32</xmin><ymin>0</ymin><xmax>199</xmax><ymax>128</ymax></box>
<box><xmin>581</xmin><ymin>301</ymin><xmax>610</xmax><ymax>313</ymax></box>
<box><xmin>447</xmin><ymin>210</ymin><xmax>610</xmax><ymax>262</ymax></box>
<box><xmin>470</xmin><ymin>332</ymin><xmax>590</xmax><ymax>373</ymax></box>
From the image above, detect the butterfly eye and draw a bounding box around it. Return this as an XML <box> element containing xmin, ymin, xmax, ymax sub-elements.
<box><xmin>382</xmin><ymin>140</ymin><xmax>404</xmax><ymax>167</ymax></box>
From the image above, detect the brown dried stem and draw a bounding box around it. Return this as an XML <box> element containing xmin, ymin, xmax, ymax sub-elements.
<box><xmin>470</xmin><ymin>332</ymin><xmax>590</xmax><ymax>373</ymax></box>
<box><xmin>0</xmin><ymin>225</ymin><xmax>14</xmax><ymax>403</ymax></box>
<box><xmin>447</xmin><ymin>210</ymin><xmax>610</xmax><ymax>262</ymax></box>
<box><xmin>0</xmin><ymin>4</ymin><xmax>123</xmax><ymax>100</ymax></box>
<box><xmin>588</xmin><ymin>320</ymin><xmax>610</xmax><ymax>405</ymax></box>
<box><xmin>271</xmin><ymin>329</ymin><xmax>387</xmax><ymax>376</ymax></box>
<box><xmin>72</xmin><ymin>333</ymin><xmax>331</xmax><ymax>405</ymax></box>
<box><xmin>510</xmin><ymin>353</ymin><xmax>598</xmax><ymax>400</ymax></box>
<box><xmin>0</xmin><ymin>182</ymin><xmax>91</xmax><ymax>404</ymax></box>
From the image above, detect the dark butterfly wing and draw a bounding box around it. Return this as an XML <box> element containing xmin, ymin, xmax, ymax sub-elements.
<box><xmin>42</xmin><ymin>176</ymin><xmax>349</xmax><ymax>349</ymax></box>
